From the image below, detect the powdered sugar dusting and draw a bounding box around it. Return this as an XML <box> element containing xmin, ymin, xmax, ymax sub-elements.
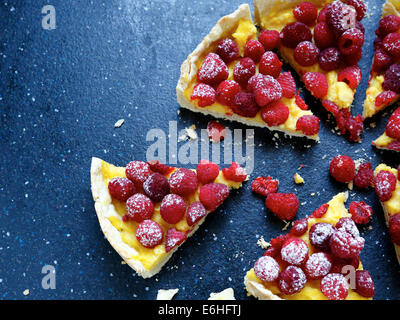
<box><xmin>254</xmin><ymin>256</ymin><xmax>280</xmax><ymax>282</ymax></box>
<box><xmin>281</xmin><ymin>238</ymin><xmax>308</xmax><ymax>266</ymax></box>
<box><xmin>136</xmin><ymin>220</ymin><xmax>163</xmax><ymax>248</ymax></box>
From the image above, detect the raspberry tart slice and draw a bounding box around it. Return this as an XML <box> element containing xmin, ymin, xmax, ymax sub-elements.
<box><xmin>90</xmin><ymin>157</ymin><xmax>247</xmax><ymax>278</ymax></box>
<box><xmin>177</xmin><ymin>4</ymin><xmax>321</xmax><ymax>140</ymax></box>
<box><xmin>244</xmin><ymin>192</ymin><xmax>375</xmax><ymax>300</ymax></box>
<box><xmin>373</xmin><ymin>106</ymin><xmax>400</xmax><ymax>151</ymax></box>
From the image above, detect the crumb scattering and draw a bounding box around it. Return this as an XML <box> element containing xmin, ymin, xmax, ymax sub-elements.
<box><xmin>114</xmin><ymin>119</ymin><xmax>125</xmax><ymax>128</ymax></box>
<box><xmin>294</xmin><ymin>173</ymin><xmax>305</xmax><ymax>184</ymax></box>
<box><xmin>257</xmin><ymin>236</ymin><xmax>270</xmax><ymax>249</ymax></box>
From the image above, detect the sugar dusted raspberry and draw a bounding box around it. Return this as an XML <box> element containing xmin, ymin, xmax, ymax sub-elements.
<box><xmin>265</xmin><ymin>193</ymin><xmax>299</xmax><ymax>221</ymax></box>
<box><xmin>259</xmin><ymin>51</ymin><xmax>282</xmax><ymax>79</ymax></box>
<box><xmin>253</xmin><ymin>76</ymin><xmax>283</xmax><ymax>107</ymax></box>
<box><xmin>309</xmin><ymin>223</ymin><xmax>336</xmax><ymax>251</ymax></box>
<box><xmin>349</xmin><ymin>201</ymin><xmax>373</xmax><ymax>225</ymax></box>
<box><xmin>277</xmin><ymin>72</ymin><xmax>296</xmax><ymax>99</ymax></box>
<box><xmin>346</xmin><ymin>114</ymin><xmax>364</xmax><ymax>142</ymax></box>
<box><xmin>331</xmin><ymin>255</ymin><xmax>360</xmax><ymax>274</ymax></box>
<box><xmin>126</xmin><ymin>161</ymin><xmax>151</xmax><ymax>186</ymax></box>
<box><xmin>318</xmin><ymin>5</ymin><xmax>329</xmax><ymax>22</ymax></box>
<box><xmin>302</xmin><ymin>72</ymin><xmax>328</xmax><ymax>99</ymax></box>
<box><xmin>169</xmin><ymin>168</ymin><xmax>198</xmax><ymax>197</ymax></box>
<box><xmin>336</xmin><ymin>217</ymin><xmax>360</xmax><ymax>238</ymax></box>
<box><xmin>108</xmin><ymin>177</ymin><xmax>136</xmax><ymax>202</ymax></box>
<box><xmin>160</xmin><ymin>194</ymin><xmax>186</xmax><ymax>224</ymax></box>
<box><xmin>375</xmin><ymin>170</ymin><xmax>397</xmax><ymax>202</ymax></box>
<box><xmin>314</xmin><ymin>22</ymin><xmax>335</xmax><ymax>49</ymax></box>
<box><xmin>199</xmin><ymin>183</ymin><xmax>230</xmax><ymax>211</ymax></box>
<box><xmin>254</xmin><ymin>256</ymin><xmax>280</xmax><ymax>282</ymax></box>
<box><xmin>290</xmin><ymin>218</ymin><xmax>309</xmax><ymax>236</ymax></box>
<box><xmin>355</xmin><ymin>270</ymin><xmax>375</xmax><ymax>298</ymax></box>
<box><xmin>296</xmin><ymin>115</ymin><xmax>320</xmax><ymax>136</ymax></box>
<box><xmin>222</xmin><ymin>162</ymin><xmax>248</xmax><ymax>182</ymax></box>
<box><xmin>346</xmin><ymin>0</ymin><xmax>366</xmax><ymax>21</ymax></box>
<box><xmin>136</xmin><ymin>220</ymin><xmax>163</xmax><ymax>249</ymax></box>
<box><xmin>386</xmin><ymin>106</ymin><xmax>400</xmax><ymax>138</ymax></box>
<box><xmin>126</xmin><ymin>194</ymin><xmax>154</xmax><ymax>222</ymax></box>
<box><xmin>354</xmin><ymin>162</ymin><xmax>374</xmax><ymax>189</ymax></box>
<box><xmin>383</xmin><ymin>33</ymin><xmax>400</xmax><ymax>60</ymax></box>
<box><xmin>216</xmin><ymin>38</ymin><xmax>239</xmax><ymax>64</ymax></box>
<box><xmin>330</xmin><ymin>229</ymin><xmax>365</xmax><ymax>259</ymax></box>
<box><xmin>321</xmin><ymin>273</ymin><xmax>349</xmax><ymax>300</ymax></box>
<box><xmin>356</xmin><ymin>21</ymin><xmax>365</xmax><ymax>33</ymax></box>
<box><xmin>197</xmin><ymin>53</ymin><xmax>228</xmax><ymax>86</ymax></box>
<box><xmin>196</xmin><ymin>159</ymin><xmax>219</xmax><ymax>184</ymax></box>
<box><xmin>278</xmin><ymin>266</ymin><xmax>307</xmax><ymax>295</ymax></box>
<box><xmin>343</xmin><ymin>48</ymin><xmax>362</xmax><ymax>66</ymax></box>
<box><xmin>388</xmin><ymin>141</ymin><xmax>400</xmax><ymax>151</ymax></box>
<box><xmin>233</xmin><ymin>58</ymin><xmax>256</xmax><ymax>87</ymax></box>
<box><xmin>247</xmin><ymin>74</ymin><xmax>269</xmax><ymax>92</ymax></box>
<box><xmin>311</xmin><ymin>203</ymin><xmax>330</xmax><ymax>218</ymax></box>
<box><xmin>338</xmin><ymin>28</ymin><xmax>364</xmax><ymax>55</ymax></box>
<box><xmin>216</xmin><ymin>80</ymin><xmax>241</xmax><ymax>107</ymax></box>
<box><xmin>319</xmin><ymin>47</ymin><xmax>342</xmax><ymax>71</ymax></box>
<box><xmin>377</xmin><ymin>15</ymin><xmax>400</xmax><ymax>38</ymax></box>
<box><xmin>383</xmin><ymin>64</ymin><xmax>400</xmax><ymax>94</ymax></box>
<box><xmin>260</xmin><ymin>101</ymin><xmax>290</xmax><ymax>127</ymax></box>
<box><xmin>389</xmin><ymin>214</ymin><xmax>400</xmax><ymax>245</ymax></box>
<box><xmin>326</xmin><ymin>1</ymin><xmax>357</xmax><ymax>37</ymax></box>
<box><xmin>295</xmin><ymin>91</ymin><xmax>309</xmax><ymax>110</ymax></box>
<box><xmin>281</xmin><ymin>238</ymin><xmax>309</xmax><ymax>266</ymax></box>
<box><xmin>329</xmin><ymin>155</ymin><xmax>356</xmax><ymax>183</ymax></box>
<box><xmin>232</xmin><ymin>92</ymin><xmax>259</xmax><ymax>118</ymax></box>
<box><xmin>244</xmin><ymin>39</ymin><xmax>265</xmax><ymax>63</ymax></box>
<box><xmin>251</xmin><ymin>176</ymin><xmax>279</xmax><ymax>197</ymax></box>
<box><xmin>375</xmin><ymin>90</ymin><xmax>397</xmax><ymax>107</ymax></box>
<box><xmin>280</xmin><ymin>22</ymin><xmax>312</xmax><ymax>48</ymax></box>
<box><xmin>294</xmin><ymin>41</ymin><xmax>319</xmax><ymax>67</ymax></box>
<box><xmin>147</xmin><ymin>160</ymin><xmax>173</xmax><ymax>175</ymax></box>
<box><xmin>305</xmin><ymin>252</ymin><xmax>332</xmax><ymax>280</ymax></box>
<box><xmin>165</xmin><ymin>228</ymin><xmax>187</xmax><ymax>253</ymax></box>
<box><xmin>293</xmin><ymin>2</ymin><xmax>318</xmax><ymax>25</ymax></box>
<box><xmin>207</xmin><ymin>120</ymin><xmax>226</xmax><ymax>142</ymax></box>
<box><xmin>186</xmin><ymin>201</ymin><xmax>207</xmax><ymax>226</ymax></box>
<box><xmin>191</xmin><ymin>83</ymin><xmax>216</xmax><ymax>107</ymax></box>
<box><xmin>259</xmin><ymin>29</ymin><xmax>280</xmax><ymax>50</ymax></box>
<box><xmin>338</xmin><ymin>66</ymin><xmax>362</xmax><ymax>90</ymax></box>
<box><xmin>143</xmin><ymin>173</ymin><xmax>170</xmax><ymax>202</ymax></box>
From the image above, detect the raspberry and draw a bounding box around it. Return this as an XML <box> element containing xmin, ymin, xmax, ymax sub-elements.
<box><xmin>244</xmin><ymin>39</ymin><xmax>265</xmax><ymax>63</ymax></box>
<box><xmin>320</xmin><ymin>273</ymin><xmax>349</xmax><ymax>300</ymax></box>
<box><xmin>251</xmin><ymin>176</ymin><xmax>279</xmax><ymax>197</ymax></box>
<box><xmin>319</xmin><ymin>47</ymin><xmax>342</xmax><ymax>71</ymax></box>
<box><xmin>247</xmin><ymin>74</ymin><xmax>270</xmax><ymax>92</ymax></box>
<box><xmin>253</xmin><ymin>76</ymin><xmax>283</xmax><ymax>107</ymax></box>
<box><xmin>354</xmin><ymin>162</ymin><xmax>374</xmax><ymax>189</ymax></box>
<box><xmin>386</xmin><ymin>109</ymin><xmax>400</xmax><ymax>139</ymax></box>
<box><xmin>232</xmin><ymin>92</ymin><xmax>259</xmax><ymax>118</ymax></box>
<box><xmin>349</xmin><ymin>201</ymin><xmax>373</xmax><ymax>225</ymax></box>
<box><xmin>295</xmin><ymin>91</ymin><xmax>309</xmax><ymax>110</ymax></box>
<box><xmin>143</xmin><ymin>173</ymin><xmax>170</xmax><ymax>202</ymax></box>
<box><xmin>335</xmin><ymin>109</ymin><xmax>351</xmax><ymax>135</ymax></box>
<box><xmin>260</xmin><ymin>101</ymin><xmax>290</xmax><ymax>127</ymax></box>
<box><xmin>338</xmin><ymin>66</ymin><xmax>362</xmax><ymax>90</ymax></box>
<box><xmin>346</xmin><ymin>0</ymin><xmax>366</xmax><ymax>21</ymax></box>
<box><xmin>389</xmin><ymin>214</ymin><xmax>400</xmax><ymax>245</ymax></box>
<box><xmin>346</xmin><ymin>114</ymin><xmax>364</xmax><ymax>142</ymax></box>
<box><xmin>126</xmin><ymin>194</ymin><xmax>154</xmax><ymax>222</ymax></box>
<box><xmin>216</xmin><ymin>38</ymin><xmax>239</xmax><ymax>64</ymax></box>
<box><xmin>199</xmin><ymin>183</ymin><xmax>230</xmax><ymax>211</ymax></box>
<box><xmin>383</xmin><ymin>64</ymin><xmax>400</xmax><ymax>94</ymax></box>
<box><xmin>280</xmin><ymin>22</ymin><xmax>312</xmax><ymax>48</ymax></box>
<box><xmin>265</xmin><ymin>193</ymin><xmax>299</xmax><ymax>221</ymax></box>
<box><xmin>266</xmin><ymin>234</ymin><xmax>291</xmax><ymax>258</ymax></box>
<box><xmin>259</xmin><ymin>51</ymin><xmax>282</xmax><ymax>79</ymax></box>
<box><xmin>383</xmin><ymin>33</ymin><xmax>400</xmax><ymax>60</ymax></box>
<box><xmin>259</xmin><ymin>29</ymin><xmax>280</xmax><ymax>50</ymax></box>
<box><xmin>330</xmin><ymin>230</ymin><xmax>365</xmax><ymax>259</ymax></box>
<box><xmin>136</xmin><ymin>220</ymin><xmax>163</xmax><ymax>249</ymax></box>
<box><xmin>191</xmin><ymin>83</ymin><xmax>216</xmax><ymax>107</ymax></box>
<box><xmin>290</xmin><ymin>218</ymin><xmax>309</xmax><ymax>236</ymax></box>
<box><xmin>160</xmin><ymin>194</ymin><xmax>186</xmax><ymax>224</ymax></box>
<box><xmin>277</xmin><ymin>72</ymin><xmax>296</xmax><ymax>99</ymax></box>
<box><xmin>254</xmin><ymin>256</ymin><xmax>280</xmax><ymax>282</ymax></box>
<box><xmin>294</xmin><ymin>41</ymin><xmax>319</xmax><ymax>67</ymax></box>
<box><xmin>222</xmin><ymin>162</ymin><xmax>248</xmax><ymax>182</ymax></box>
<box><xmin>233</xmin><ymin>57</ymin><xmax>256</xmax><ymax>87</ymax></box>
<box><xmin>165</xmin><ymin>228</ymin><xmax>187</xmax><ymax>253</ymax></box>
<box><xmin>373</xmin><ymin>49</ymin><xmax>393</xmax><ymax>73</ymax></box>
<box><xmin>375</xmin><ymin>36</ymin><xmax>384</xmax><ymax>50</ymax></box>
<box><xmin>207</xmin><ymin>120</ymin><xmax>226</xmax><ymax>142</ymax></box>
<box><xmin>293</xmin><ymin>2</ymin><xmax>318</xmax><ymax>25</ymax></box>
<box><xmin>311</xmin><ymin>203</ymin><xmax>330</xmax><ymax>218</ymax></box>
<box><xmin>387</xmin><ymin>141</ymin><xmax>400</xmax><ymax>151</ymax></box>
<box><xmin>377</xmin><ymin>15</ymin><xmax>400</xmax><ymax>38</ymax></box>
<box><xmin>305</xmin><ymin>252</ymin><xmax>332</xmax><ymax>280</ymax></box>
<box><xmin>326</xmin><ymin>1</ymin><xmax>357</xmax><ymax>37</ymax></box>
<box><xmin>356</xmin><ymin>21</ymin><xmax>365</xmax><ymax>33</ymax></box>
<box><xmin>322</xmin><ymin>100</ymin><xmax>340</xmax><ymax>116</ymax></box>
<box><xmin>318</xmin><ymin>5</ymin><xmax>329</xmax><ymax>22</ymax></box>
<box><xmin>281</xmin><ymin>238</ymin><xmax>309</xmax><ymax>266</ymax></box>
<box><xmin>186</xmin><ymin>201</ymin><xmax>207</xmax><ymax>226</ymax></box>
<box><xmin>302</xmin><ymin>72</ymin><xmax>328</xmax><ymax>99</ymax></box>
<box><xmin>168</xmin><ymin>168</ymin><xmax>198</xmax><ymax>197</ymax></box>
<box><xmin>375</xmin><ymin>90</ymin><xmax>397</xmax><ymax>107</ymax></box>
<box><xmin>342</xmin><ymin>48</ymin><xmax>362</xmax><ymax>66</ymax></box>
<box><xmin>355</xmin><ymin>270</ymin><xmax>375</xmax><ymax>298</ymax></box>
<box><xmin>309</xmin><ymin>222</ymin><xmax>336</xmax><ymax>251</ymax></box>
<box><xmin>126</xmin><ymin>161</ymin><xmax>151</xmax><ymax>186</ymax></box>
<box><xmin>216</xmin><ymin>80</ymin><xmax>241</xmax><ymax>107</ymax></box>
<box><xmin>296</xmin><ymin>115</ymin><xmax>320</xmax><ymax>136</ymax></box>
<box><xmin>329</xmin><ymin>155</ymin><xmax>356</xmax><ymax>183</ymax></box>
<box><xmin>197</xmin><ymin>53</ymin><xmax>228</xmax><ymax>86</ymax></box>
<box><xmin>108</xmin><ymin>177</ymin><xmax>136</xmax><ymax>202</ymax></box>
<box><xmin>278</xmin><ymin>266</ymin><xmax>307</xmax><ymax>295</ymax></box>
<box><xmin>375</xmin><ymin>170</ymin><xmax>397</xmax><ymax>202</ymax></box>
<box><xmin>196</xmin><ymin>159</ymin><xmax>219</xmax><ymax>184</ymax></box>
<box><xmin>313</xmin><ymin>22</ymin><xmax>335</xmax><ymax>49</ymax></box>
<box><xmin>331</xmin><ymin>255</ymin><xmax>360</xmax><ymax>274</ymax></box>
<box><xmin>147</xmin><ymin>160</ymin><xmax>173</xmax><ymax>175</ymax></box>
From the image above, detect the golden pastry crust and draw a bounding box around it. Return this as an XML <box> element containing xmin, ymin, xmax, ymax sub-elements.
<box><xmin>244</xmin><ymin>276</ymin><xmax>282</xmax><ymax>300</ymax></box>
<box><xmin>381</xmin><ymin>203</ymin><xmax>400</xmax><ymax>265</ymax></box>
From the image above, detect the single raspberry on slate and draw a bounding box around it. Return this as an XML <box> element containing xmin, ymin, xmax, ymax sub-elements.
<box><xmin>265</xmin><ymin>193</ymin><xmax>299</xmax><ymax>221</ymax></box>
<box><xmin>375</xmin><ymin>170</ymin><xmax>397</xmax><ymax>202</ymax></box>
<box><xmin>143</xmin><ymin>173</ymin><xmax>170</xmax><ymax>202</ymax></box>
<box><xmin>326</xmin><ymin>1</ymin><xmax>357</xmax><ymax>36</ymax></box>
<box><xmin>329</xmin><ymin>155</ymin><xmax>356</xmax><ymax>183</ymax></box>
<box><xmin>375</xmin><ymin>90</ymin><xmax>397</xmax><ymax>107</ymax></box>
<box><xmin>216</xmin><ymin>80</ymin><xmax>241</xmax><ymax>107</ymax></box>
<box><xmin>294</xmin><ymin>41</ymin><xmax>320</xmax><ymax>67</ymax></box>
<box><xmin>314</xmin><ymin>22</ymin><xmax>335</xmax><ymax>49</ymax></box>
<box><xmin>207</xmin><ymin>120</ymin><xmax>226</xmax><ymax>142</ymax></box>
<box><xmin>168</xmin><ymin>168</ymin><xmax>198</xmax><ymax>197</ymax></box>
<box><xmin>277</xmin><ymin>72</ymin><xmax>296</xmax><ymax>99</ymax></box>
<box><xmin>186</xmin><ymin>201</ymin><xmax>207</xmax><ymax>226</ymax></box>
<box><xmin>280</xmin><ymin>22</ymin><xmax>312</xmax><ymax>48</ymax></box>
<box><xmin>281</xmin><ymin>238</ymin><xmax>309</xmax><ymax>266</ymax></box>
<box><xmin>233</xmin><ymin>57</ymin><xmax>256</xmax><ymax>87</ymax></box>
<box><xmin>160</xmin><ymin>194</ymin><xmax>187</xmax><ymax>224</ymax></box>
<box><xmin>278</xmin><ymin>266</ymin><xmax>307</xmax><ymax>295</ymax></box>
<box><xmin>346</xmin><ymin>0</ymin><xmax>367</xmax><ymax>21</ymax></box>
<box><xmin>354</xmin><ymin>162</ymin><xmax>374</xmax><ymax>189</ymax></box>
<box><xmin>136</xmin><ymin>220</ymin><xmax>164</xmax><ymax>249</ymax></box>
<box><xmin>191</xmin><ymin>83</ymin><xmax>216</xmax><ymax>107</ymax></box>
<box><xmin>165</xmin><ymin>228</ymin><xmax>187</xmax><ymax>253</ymax></box>
<box><xmin>232</xmin><ymin>92</ymin><xmax>259</xmax><ymax>118</ymax></box>
<box><xmin>320</xmin><ymin>273</ymin><xmax>349</xmax><ymax>300</ymax></box>
<box><xmin>305</xmin><ymin>252</ymin><xmax>332</xmax><ymax>280</ymax></box>
<box><xmin>196</xmin><ymin>159</ymin><xmax>219</xmax><ymax>184</ymax></box>
<box><xmin>383</xmin><ymin>64</ymin><xmax>400</xmax><ymax>94</ymax></box>
<box><xmin>389</xmin><ymin>214</ymin><xmax>400</xmax><ymax>245</ymax></box>
<box><xmin>254</xmin><ymin>256</ymin><xmax>280</xmax><ymax>282</ymax></box>
<box><xmin>302</xmin><ymin>72</ymin><xmax>328</xmax><ymax>99</ymax></box>
<box><xmin>295</xmin><ymin>91</ymin><xmax>309</xmax><ymax>110</ymax></box>
<box><xmin>244</xmin><ymin>39</ymin><xmax>265</xmax><ymax>63</ymax></box>
<box><xmin>260</xmin><ymin>101</ymin><xmax>290</xmax><ymax>127</ymax></box>
<box><xmin>126</xmin><ymin>193</ymin><xmax>154</xmax><ymax>222</ymax></box>
<box><xmin>222</xmin><ymin>162</ymin><xmax>248</xmax><ymax>182</ymax></box>
<box><xmin>216</xmin><ymin>38</ymin><xmax>239</xmax><ymax>64</ymax></box>
<box><xmin>253</xmin><ymin>76</ymin><xmax>283</xmax><ymax>107</ymax></box>
<box><xmin>311</xmin><ymin>203</ymin><xmax>330</xmax><ymax>218</ymax></box>
<box><xmin>345</xmin><ymin>114</ymin><xmax>364</xmax><ymax>142</ymax></box>
<box><xmin>296</xmin><ymin>115</ymin><xmax>320</xmax><ymax>136</ymax></box>
<box><xmin>290</xmin><ymin>218</ymin><xmax>309</xmax><ymax>236</ymax></box>
<box><xmin>259</xmin><ymin>51</ymin><xmax>282</xmax><ymax>78</ymax></box>
<box><xmin>126</xmin><ymin>160</ymin><xmax>151</xmax><ymax>186</ymax></box>
<box><xmin>319</xmin><ymin>47</ymin><xmax>342</xmax><ymax>71</ymax></box>
<box><xmin>259</xmin><ymin>29</ymin><xmax>280</xmax><ymax>50</ymax></box>
<box><xmin>355</xmin><ymin>270</ymin><xmax>375</xmax><ymax>298</ymax></box>
<box><xmin>343</xmin><ymin>48</ymin><xmax>362</xmax><ymax>66</ymax></box>
<box><xmin>338</xmin><ymin>28</ymin><xmax>364</xmax><ymax>55</ymax></box>
<box><xmin>349</xmin><ymin>201</ymin><xmax>373</xmax><ymax>224</ymax></box>
<box><xmin>386</xmin><ymin>107</ymin><xmax>400</xmax><ymax>139</ymax></box>
<box><xmin>147</xmin><ymin>160</ymin><xmax>174</xmax><ymax>175</ymax></box>
<box><xmin>197</xmin><ymin>53</ymin><xmax>229</xmax><ymax>86</ymax></box>
<box><xmin>251</xmin><ymin>176</ymin><xmax>279</xmax><ymax>197</ymax></box>
<box><xmin>309</xmin><ymin>222</ymin><xmax>336</xmax><ymax>251</ymax></box>
<box><xmin>330</xmin><ymin>230</ymin><xmax>365</xmax><ymax>259</ymax></box>
<box><xmin>108</xmin><ymin>177</ymin><xmax>136</xmax><ymax>202</ymax></box>
<box><xmin>377</xmin><ymin>15</ymin><xmax>400</xmax><ymax>38</ymax></box>
<box><xmin>383</xmin><ymin>33</ymin><xmax>400</xmax><ymax>60</ymax></box>
<box><xmin>338</xmin><ymin>66</ymin><xmax>362</xmax><ymax>90</ymax></box>
<box><xmin>199</xmin><ymin>183</ymin><xmax>230</xmax><ymax>211</ymax></box>
<box><xmin>293</xmin><ymin>2</ymin><xmax>318</xmax><ymax>25</ymax></box>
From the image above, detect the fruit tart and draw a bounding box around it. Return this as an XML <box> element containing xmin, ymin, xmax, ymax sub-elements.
<box><xmin>254</xmin><ymin>0</ymin><xmax>367</xmax><ymax>141</ymax></box>
<box><xmin>90</xmin><ymin>157</ymin><xmax>247</xmax><ymax>278</ymax></box>
<box><xmin>374</xmin><ymin>164</ymin><xmax>400</xmax><ymax>264</ymax></box>
<box><xmin>363</xmin><ymin>0</ymin><xmax>400</xmax><ymax>119</ymax></box>
<box><xmin>244</xmin><ymin>192</ymin><xmax>375</xmax><ymax>300</ymax></box>
<box><xmin>177</xmin><ymin>4</ymin><xmax>321</xmax><ymax>140</ymax></box>
<box><xmin>373</xmin><ymin>106</ymin><xmax>400</xmax><ymax>151</ymax></box>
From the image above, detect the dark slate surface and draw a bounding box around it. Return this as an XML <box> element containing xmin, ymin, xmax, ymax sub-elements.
<box><xmin>0</xmin><ymin>0</ymin><xmax>399</xmax><ymax>300</ymax></box>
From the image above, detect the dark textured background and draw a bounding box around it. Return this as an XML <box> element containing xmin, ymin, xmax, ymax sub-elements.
<box><xmin>1</xmin><ymin>0</ymin><xmax>399</xmax><ymax>300</ymax></box>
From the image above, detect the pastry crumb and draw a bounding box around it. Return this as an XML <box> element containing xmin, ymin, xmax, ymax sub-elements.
<box><xmin>185</xmin><ymin>125</ymin><xmax>198</xmax><ymax>140</ymax></box>
<box><xmin>114</xmin><ymin>119</ymin><xmax>125</xmax><ymax>128</ymax></box>
<box><xmin>121</xmin><ymin>261</ymin><xmax>126</xmax><ymax>265</ymax></box>
<box><xmin>23</xmin><ymin>289</ymin><xmax>30</xmax><ymax>296</ymax></box>
<box><xmin>294</xmin><ymin>173</ymin><xmax>305</xmax><ymax>184</ymax></box>
<box><xmin>208</xmin><ymin>288</ymin><xmax>235</xmax><ymax>300</ymax></box>
<box><xmin>257</xmin><ymin>236</ymin><xmax>270</xmax><ymax>249</ymax></box>
<box><xmin>348</xmin><ymin>181</ymin><xmax>353</xmax><ymax>190</ymax></box>
<box><xmin>282</xmin><ymin>220</ymin><xmax>291</xmax><ymax>231</ymax></box>
<box><xmin>157</xmin><ymin>288</ymin><xmax>179</xmax><ymax>300</ymax></box>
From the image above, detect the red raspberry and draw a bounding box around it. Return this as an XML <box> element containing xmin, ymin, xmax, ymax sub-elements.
<box><xmin>280</xmin><ymin>22</ymin><xmax>312</xmax><ymax>48</ymax></box>
<box><xmin>309</xmin><ymin>222</ymin><xmax>336</xmax><ymax>251</ymax></box>
<box><xmin>326</xmin><ymin>1</ymin><xmax>357</xmax><ymax>36</ymax></box>
<box><xmin>343</xmin><ymin>48</ymin><xmax>362</xmax><ymax>66</ymax></box>
<box><xmin>295</xmin><ymin>91</ymin><xmax>309</xmax><ymax>110</ymax></box>
<box><xmin>330</xmin><ymin>230</ymin><xmax>365</xmax><ymax>259</ymax></box>
<box><xmin>190</xmin><ymin>83</ymin><xmax>216</xmax><ymax>107</ymax></box>
<box><xmin>311</xmin><ymin>203</ymin><xmax>330</xmax><ymax>218</ymax></box>
<box><xmin>293</xmin><ymin>2</ymin><xmax>318</xmax><ymax>25</ymax></box>
<box><xmin>277</xmin><ymin>72</ymin><xmax>296</xmax><ymax>99</ymax></box>
<box><xmin>168</xmin><ymin>168</ymin><xmax>198</xmax><ymax>197</ymax></box>
<box><xmin>259</xmin><ymin>51</ymin><xmax>282</xmax><ymax>78</ymax></box>
<box><xmin>244</xmin><ymin>39</ymin><xmax>265</xmax><ymax>63</ymax></box>
<box><xmin>383</xmin><ymin>64</ymin><xmax>400</xmax><ymax>94</ymax></box>
<box><xmin>302</xmin><ymin>72</ymin><xmax>328</xmax><ymax>99</ymax></box>
<box><xmin>265</xmin><ymin>193</ymin><xmax>299</xmax><ymax>221</ymax></box>
<box><xmin>186</xmin><ymin>201</ymin><xmax>207</xmax><ymax>226</ymax></box>
<box><xmin>317</xmin><ymin>5</ymin><xmax>329</xmax><ymax>22</ymax></box>
<box><xmin>354</xmin><ymin>162</ymin><xmax>374</xmax><ymax>189</ymax></box>
<box><xmin>338</xmin><ymin>66</ymin><xmax>362</xmax><ymax>90</ymax></box>
<box><xmin>165</xmin><ymin>228</ymin><xmax>187</xmax><ymax>253</ymax></box>
<box><xmin>290</xmin><ymin>218</ymin><xmax>309</xmax><ymax>236</ymax></box>
<box><xmin>331</xmin><ymin>255</ymin><xmax>360</xmax><ymax>274</ymax></box>
<box><xmin>345</xmin><ymin>114</ymin><xmax>364</xmax><ymax>143</ymax></box>
<box><xmin>296</xmin><ymin>115</ymin><xmax>320</xmax><ymax>136</ymax></box>
<box><xmin>259</xmin><ymin>29</ymin><xmax>280</xmax><ymax>50</ymax></box>
<box><xmin>294</xmin><ymin>41</ymin><xmax>320</xmax><ymax>67</ymax></box>
<box><xmin>278</xmin><ymin>266</ymin><xmax>307</xmax><ymax>295</ymax></box>
<box><xmin>375</xmin><ymin>170</ymin><xmax>397</xmax><ymax>202</ymax></box>
<box><xmin>196</xmin><ymin>159</ymin><xmax>219</xmax><ymax>184</ymax></box>
<box><xmin>251</xmin><ymin>176</ymin><xmax>279</xmax><ymax>197</ymax></box>
<box><xmin>355</xmin><ymin>270</ymin><xmax>375</xmax><ymax>298</ymax></box>
<box><xmin>329</xmin><ymin>155</ymin><xmax>356</xmax><ymax>183</ymax></box>
<box><xmin>222</xmin><ymin>162</ymin><xmax>248</xmax><ymax>182</ymax></box>
<box><xmin>356</xmin><ymin>21</ymin><xmax>365</xmax><ymax>33</ymax></box>
<box><xmin>349</xmin><ymin>201</ymin><xmax>373</xmax><ymax>224</ymax></box>
<box><xmin>346</xmin><ymin>0</ymin><xmax>367</xmax><ymax>21</ymax></box>
<box><xmin>122</xmin><ymin>215</ymin><xmax>130</xmax><ymax>222</ymax></box>
<box><xmin>199</xmin><ymin>183</ymin><xmax>230</xmax><ymax>211</ymax></box>
<box><xmin>108</xmin><ymin>177</ymin><xmax>136</xmax><ymax>202</ymax></box>
<box><xmin>254</xmin><ymin>256</ymin><xmax>280</xmax><ymax>282</ymax></box>
<box><xmin>265</xmin><ymin>234</ymin><xmax>291</xmax><ymax>257</ymax></box>
<box><xmin>372</xmin><ymin>49</ymin><xmax>393</xmax><ymax>73</ymax></box>
<box><xmin>336</xmin><ymin>216</ymin><xmax>360</xmax><ymax>238</ymax></box>
<box><xmin>136</xmin><ymin>220</ymin><xmax>163</xmax><ymax>248</ymax></box>
<box><xmin>233</xmin><ymin>57</ymin><xmax>256</xmax><ymax>87</ymax></box>
<box><xmin>322</xmin><ymin>100</ymin><xmax>340</xmax><ymax>116</ymax></box>
<box><xmin>281</xmin><ymin>238</ymin><xmax>309</xmax><ymax>266</ymax></box>
<box><xmin>264</xmin><ymin>246</ymin><xmax>280</xmax><ymax>258</ymax></box>
<box><xmin>232</xmin><ymin>92</ymin><xmax>259</xmax><ymax>118</ymax></box>
<box><xmin>319</xmin><ymin>47</ymin><xmax>342</xmax><ymax>71</ymax></box>
<box><xmin>320</xmin><ymin>273</ymin><xmax>349</xmax><ymax>300</ymax></box>
<box><xmin>260</xmin><ymin>101</ymin><xmax>290</xmax><ymax>127</ymax></box>
<box><xmin>216</xmin><ymin>38</ymin><xmax>239</xmax><ymax>64</ymax></box>
<box><xmin>126</xmin><ymin>161</ymin><xmax>151</xmax><ymax>186</ymax></box>
<box><xmin>386</xmin><ymin>107</ymin><xmax>400</xmax><ymax>138</ymax></box>
<box><xmin>253</xmin><ymin>76</ymin><xmax>283</xmax><ymax>107</ymax></box>
<box><xmin>207</xmin><ymin>120</ymin><xmax>226</xmax><ymax>142</ymax></box>
<box><xmin>377</xmin><ymin>15</ymin><xmax>400</xmax><ymax>38</ymax></box>
<box><xmin>383</xmin><ymin>33</ymin><xmax>400</xmax><ymax>60</ymax></box>
<box><xmin>388</xmin><ymin>141</ymin><xmax>400</xmax><ymax>151</ymax></box>
<box><xmin>335</xmin><ymin>109</ymin><xmax>351</xmax><ymax>135</ymax></box>
<box><xmin>126</xmin><ymin>194</ymin><xmax>154</xmax><ymax>222</ymax></box>
<box><xmin>375</xmin><ymin>90</ymin><xmax>397</xmax><ymax>107</ymax></box>
<box><xmin>160</xmin><ymin>194</ymin><xmax>186</xmax><ymax>224</ymax></box>
<box><xmin>147</xmin><ymin>160</ymin><xmax>173</xmax><ymax>175</ymax></box>
<box><xmin>305</xmin><ymin>252</ymin><xmax>332</xmax><ymax>280</ymax></box>
<box><xmin>247</xmin><ymin>74</ymin><xmax>270</xmax><ymax>92</ymax></box>
<box><xmin>389</xmin><ymin>214</ymin><xmax>400</xmax><ymax>245</ymax></box>
<box><xmin>143</xmin><ymin>173</ymin><xmax>170</xmax><ymax>202</ymax></box>
<box><xmin>197</xmin><ymin>53</ymin><xmax>228</xmax><ymax>86</ymax></box>
<box><xmin>216</xmin><ymin>80</ymin><xmax>241</xmax><ymax>107</ymax></box>
<box><xmin>313</xmin><ymin>22</ymin><xmax>335</xmax><ymax>49</ymax></box>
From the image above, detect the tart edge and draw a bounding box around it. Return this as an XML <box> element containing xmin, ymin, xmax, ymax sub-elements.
<box><xmin>380</xmin><ymin>202</ymin><xmax>400</xmax><ymax>265</ymax></box>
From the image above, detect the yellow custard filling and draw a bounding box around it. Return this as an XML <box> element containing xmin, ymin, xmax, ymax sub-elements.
<box><xmin>364</xmin><ymin>75</ymin><xmax>387</xmax><ymax>118</ymax></box>
<box><xmin>374</xmin><ymin>132</ymin><xmax>396</xmax><ymax>148</ymax></box>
